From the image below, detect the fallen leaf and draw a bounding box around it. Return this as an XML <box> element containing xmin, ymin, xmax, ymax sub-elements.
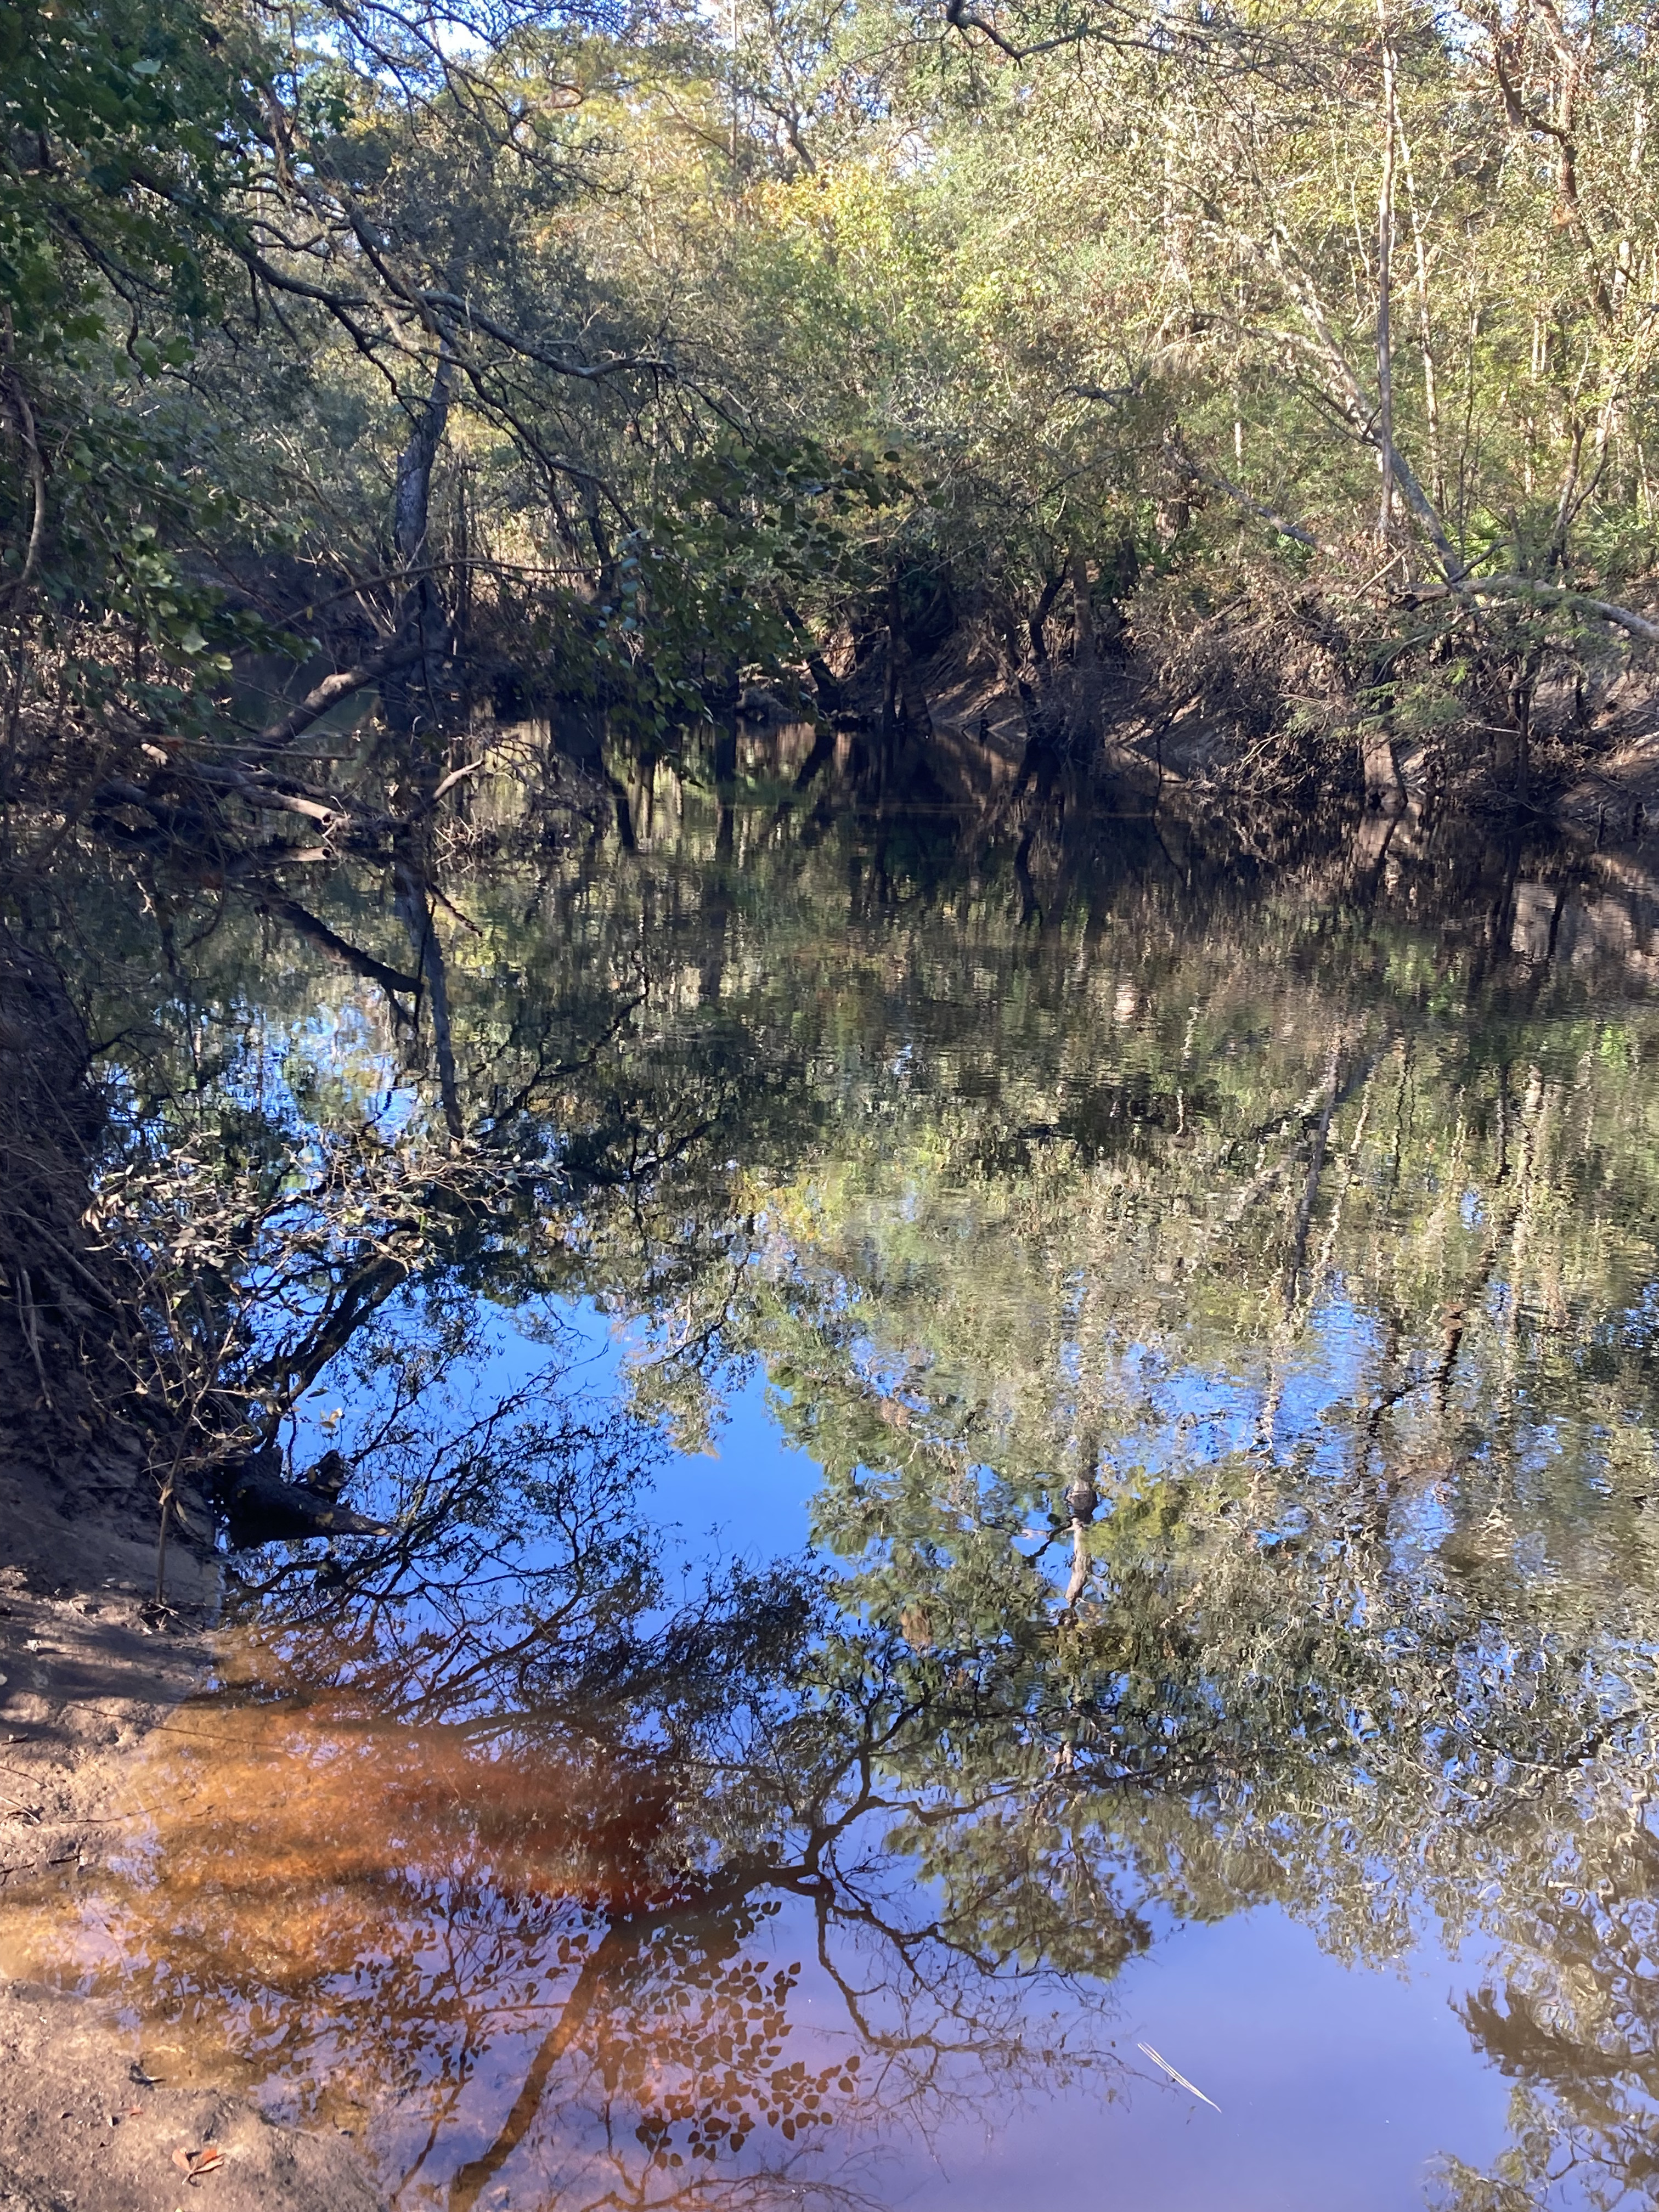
<box><xmin>171</xmin><ymin>2146</ymin><xmax>224</xmax><ymax>2182</ymax></box>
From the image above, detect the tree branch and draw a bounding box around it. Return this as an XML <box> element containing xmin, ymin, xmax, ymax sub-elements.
<box><xmin>1401</xmin><ymin>576</ymin><xmax>1659</xmax><ymax>642</ymax></box>
<box><xmin>255</xmin><ymin>641</ymin><xmax>424</xmax><ymax>753</ymax></box>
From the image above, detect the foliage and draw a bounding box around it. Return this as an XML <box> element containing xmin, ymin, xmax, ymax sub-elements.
<box><xmin>7</xmin><ymin>0</ymin><xmax>1658</xmax><ymax>835</ymax></box>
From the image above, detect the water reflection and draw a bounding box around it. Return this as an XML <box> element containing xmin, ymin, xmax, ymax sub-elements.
<box><xmin>18</xmin><ymin>772</ymin><xmax>1659</xmax><ymax>2209</ymax></box>
<box><xmin>6</xmin><ymin>1620</ymin><xmax>1135</xmax><ymax>2211</ymax></box>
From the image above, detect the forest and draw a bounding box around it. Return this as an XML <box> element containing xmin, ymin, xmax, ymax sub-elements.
<box><xmin>3</xmin><ymin>0</ymin><xmax>1658</xmax><ymax>854</ymax></box>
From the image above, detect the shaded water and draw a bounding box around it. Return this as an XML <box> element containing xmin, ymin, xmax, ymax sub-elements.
<box><xmin>11</xmin><ymin>771</ymin><xmax>1659</xmax><ymax>2211</ymax></box>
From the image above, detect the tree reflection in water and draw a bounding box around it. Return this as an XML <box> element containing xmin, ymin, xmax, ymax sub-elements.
<box><xmin>16</xmin><ymin>773</ymin><xmax>1659</xmax><ymax>2209</ymax></box>
<box><xmin>3</xmin><ymin>1510</ymin><xmax>1133</xmax><ymax>2210</ymax></box>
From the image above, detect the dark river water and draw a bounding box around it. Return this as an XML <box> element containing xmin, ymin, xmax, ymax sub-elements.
<box><xmin>9</xmin><ymin>754</ymin><xmax>1659</xmax><ymax>2212</ymax></box>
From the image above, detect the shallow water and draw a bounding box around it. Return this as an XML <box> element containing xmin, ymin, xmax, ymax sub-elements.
<box><xmin>12</xmin><ymin>781</ymin><xmax>1659</xmax><ymax>2211</ymax></box>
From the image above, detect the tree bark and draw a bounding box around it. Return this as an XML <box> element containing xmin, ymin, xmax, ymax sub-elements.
<box><xmin>1028</xmin><ymin>571</ymin><xmax>1064</xmax><ymax>667</ymax></box>
<box><xmin>383</xmin><ymin>348</ymin><xmax>455</xmax><ymax>750</ymax></box>
<box><xmin>1069</xmin><ymin>547</ymin><xmax>1101</xmax><ymax>745</ymax></box>
<box><xmin>1376</xmin><ymin>18</ymin><xmax>1398</xmax><ymax>544</ymax></box>
<box><xmin>1396</xmin><ymin>108</ymin><xmax>1442</xmax><ymax>511</ymax></box>
<box><xmin>1070</xmin><ymin>549</ymin><xmax>1096</xmax><ymax>676</ymax></box>
<box><xmin>881</xmin><ymin>574</ymin><xmax>902</xmax><ymax>791</ymax></box>
<box><xmin>1361</xmin><ymin>720</ymin><xmax>1407</xmax><ymax>814</ymax></box>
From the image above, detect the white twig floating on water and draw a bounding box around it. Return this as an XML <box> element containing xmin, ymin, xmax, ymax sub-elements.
<box><xmin>1137</xmin><ymin>2042</ymin><xmax>1222</xmax><ymax>2113</ymax></box>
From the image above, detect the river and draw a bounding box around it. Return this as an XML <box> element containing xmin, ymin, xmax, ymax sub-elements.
<box><xmin>7</xmin><ymin>745</ymin><xmax>1659</xmax><ymax>2212</ymax></box>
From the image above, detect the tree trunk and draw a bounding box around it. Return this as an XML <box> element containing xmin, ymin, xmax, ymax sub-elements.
<box><xmin>1070</xmin><ymin>549</ymin><xmax>1096</xmax><ymax>676</ymax></box>
<box><xmin>1028</xmin><ymin>571</ymin><xmax>1063</xmax><ymax>667</ymax></box>
<box><xmin>1361</xmin><ymin>718</ymin><xmax>1407</xmax><ymax>814</ymax></box>
<box><xmin>777</xmin><ymin>591</ymin><xmax>843</xmax><ymax>715</ymax></box>
<box><xmin>1376</xmin><ymin>17</ymin><xmax>1398</xmax><ymax>544</ymax></box>
<box><xmin>881</xmin><ymin>574</ymin><xmax>903</xmax><ymax>793</ymax></box>
<box><xmin>1396</xmin><ymin>109</ymin><xmax>1442</xmax><ymax>511</ymax></box>
<box><xmin>1069</xmin><ymin>547</ymin><xmax>1100</xmax><ymax>744</ymax></box>
<box><xmin>383</xmin><ymin>348</ymin><xmax>455</xmax><ymax>751</ymax></box>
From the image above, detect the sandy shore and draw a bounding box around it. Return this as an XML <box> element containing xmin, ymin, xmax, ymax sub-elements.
<box><xmin>0</xmin><ymin>1434</ymin><xmax>385</xmax><ymax>2212</ymax></box>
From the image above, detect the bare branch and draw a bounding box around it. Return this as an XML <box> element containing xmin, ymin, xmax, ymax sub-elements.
<box><xmin>256</xmin><ymin>641</ymin><xmax>424</xmax><ymax>754</ymax></box>
<box><xmin>1401</xmin><ymin>576</ymin><xmax>1659</xmax><ymax>643</ymax></box>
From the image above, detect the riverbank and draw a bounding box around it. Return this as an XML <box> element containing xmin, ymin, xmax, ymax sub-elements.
<box><xmin>748</xmin><ymin>582</ymin><xmax>1659</xmax><ymax>841</ymax></box>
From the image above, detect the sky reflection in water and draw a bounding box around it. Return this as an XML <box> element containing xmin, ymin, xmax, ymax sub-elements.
<box><xmin>10</xmin><ymin>797</ymin><xmax>1659</xmax><ymax>2211</ymax></box>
